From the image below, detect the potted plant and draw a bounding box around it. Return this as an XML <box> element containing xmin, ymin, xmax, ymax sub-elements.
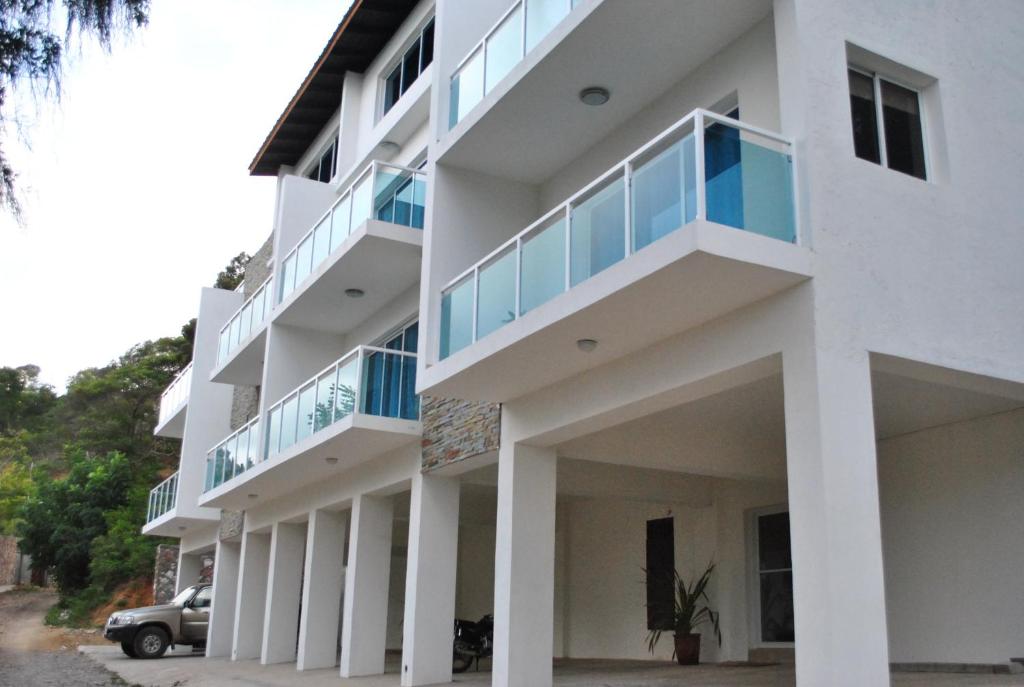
<box><xmin>646</xmin><ymin>562</ymin><xmax>722</xmax><ymax>665</ymax></box>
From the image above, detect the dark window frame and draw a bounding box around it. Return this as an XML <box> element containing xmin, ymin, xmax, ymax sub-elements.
<box><xmin>381</xmin><ymin>17</ymin><xmax>435</xmax><ymax>118</ymax></box>
<box><xmin>306</xmin><ymin>133</ymin><xmax>338</xmax><ymax>183</ymax></box>
<box><xmin>848</xmin><ymin>66</ymin><xmax>928</xmax><ymax>180</ymax></box>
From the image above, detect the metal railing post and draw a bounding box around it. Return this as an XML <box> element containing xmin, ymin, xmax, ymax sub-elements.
<box><xmin>694</xmin><ymin>110</ymin><xmax>707</xmax><ymax>222</ymax></box>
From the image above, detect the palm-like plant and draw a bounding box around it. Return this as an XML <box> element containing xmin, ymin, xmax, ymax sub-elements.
<box><xmin>646</xmin><ymin>562</ymin><xmax>722</xmax><ymax>656</ymax></box>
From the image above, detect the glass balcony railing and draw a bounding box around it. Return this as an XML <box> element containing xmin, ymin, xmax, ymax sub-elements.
<box><xmin>278</xmin><ymin>161</ymin><xmax>427</xmax><ymax>304</ymax></box>
<box><xmin>217</xmin><ymin>276</ymin><xmax>274</xmax><ymax>366</ymax></box>
<box><xmin>157</xmin><ymin>362</ymin><xmax>192</xmax><ymax>426</ymax></box>
<box><xmin>146</xmin><ymin>471</ymin><xmax>178</xmax><ymax>523</ymax></box>
<box><xmin>204</xmin><ymin>415</ymin><xmax>260</xmax><ymax>493</ymax></box>
<box><xmin>449</xmin><ymin>0</ymin><xmax>581</xmax><ymax>129</ymax></box>
<box><xmin>439</xmin><ymin>109</ymin><xmax>797</xmax><ymax>359</ymax></box>
<box><xmin>264</xmin><ymin>345</ymin><xmax>419</xmax><ymax>461</ymax></box>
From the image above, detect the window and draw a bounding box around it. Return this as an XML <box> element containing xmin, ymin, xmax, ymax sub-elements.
<box><xmin>190</xmin><ymin>586</ymin><xmax>212</xmax><ymax>609</ymax></box>
<box><xmin>306</xmin><ymin>133</ymin><xmax>338</xmax><ymax>183</ymax></box>
<box><xmin>848</xmin><ymin>68</ymin><xmax>926</xmax><ymax>179</ymax></box>
<box><xmin>646</xmin><ymin>517</ymin><xmax>675</xmax><ymax>631</ymax></box>
<box><xmin>363</xmin><ymin>320</ymin><xmax>419</xmax><ymax>420</ymax></box>
<box><xmin>755</xmin><ymin>510</ymin><xmax>794</xmax><ymax>643</ymax></box>
<box><xmin>382</xmin><ymin>18</ymin><xmax>434</xmax><ymax>117</ymax></box>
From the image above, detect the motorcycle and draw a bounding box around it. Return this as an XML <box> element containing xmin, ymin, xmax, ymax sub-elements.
<box><xmin>452</xmin><ymin>614</ymin><xmax>493</xmax><ymax>673</ymax></box>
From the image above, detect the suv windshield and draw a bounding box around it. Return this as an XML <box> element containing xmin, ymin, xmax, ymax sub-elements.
<box><xmin>170</xmin><ymin>585</ymin><xmax>201</xmax><ymax>606</ymax></box>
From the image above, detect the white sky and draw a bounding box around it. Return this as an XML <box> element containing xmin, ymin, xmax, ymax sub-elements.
<box><xmin>0</xmin><ymin>0</ymin><xmax>352</xmax><ymax>392</ymax></box>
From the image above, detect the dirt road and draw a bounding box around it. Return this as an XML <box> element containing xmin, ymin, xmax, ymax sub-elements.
<box><xmin>0</xmin><ymin>589</ymin><xmax>130</xmax><ymax>687</ymax></box>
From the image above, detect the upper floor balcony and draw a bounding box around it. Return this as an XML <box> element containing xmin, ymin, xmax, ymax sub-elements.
<box><xmin>144</xmin><ymin>471</ymin><xmax>178</xmax><ymax>529</ymax></box>
<box><xmin>210</xmin><ymin>276</ymin><xmax>274</xmax><ymax>386</ymax></box>
<box><xmin>154</xmin><ymin>363</ymin><xmax>192</xmax><ymax>438</ymax></box>
<box><xmin>272</xmin><ymin>161</ymin><xmax>426</xmax><ymax>335</ymax></box>
<box><xmin>420</xmin><ymin>109</ymin><xmax>813</xmax><ymax>402</ymax></box>
<box><xmin>200</xmin><ymin>345</ymin><xmax>421</xmax><ymax>510</ymax></box>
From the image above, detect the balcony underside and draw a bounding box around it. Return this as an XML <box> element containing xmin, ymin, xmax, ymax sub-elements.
<box><xmin>421</xmin><ymin>221</ymin><xmax>812</xmax><ymax>403</ymax></box>
<box><xmin>273</xmin><ymin>220</ymin><xmax>423</xmax><ymax>334</ymax></box>
<box><xmin>153</xmin><ymin>403</ymin><xmax>186</xmax><ymax>439</ymax></box>
<box><xmin>198</xmin><ymin>414</ymin><xmax>422</xmax><ymax>511</ymax></box>
<box><xmin>142</xmin><ymin>509</ymin><xmax>220</xmax><ymax>538</ymax></box>
<box><xmin>210</xmin><ymin>325</ymin><xmax>267</xmax><ymax>387</ymax></box>
<box><xmin>440</xmin><ymin>0</ymin><xmax>773</xmax><ymax>182</ymax></box>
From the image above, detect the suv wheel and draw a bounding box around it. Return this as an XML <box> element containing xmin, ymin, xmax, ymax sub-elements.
<box><xmin>120</xmin><ymin>641</ymin><xmax>137</xmax><ymax>658</ymax></box>
<box><xmin>133</xmin><ymin>626</ymin><xmax>169</xmax><ymax>659</ymax></box>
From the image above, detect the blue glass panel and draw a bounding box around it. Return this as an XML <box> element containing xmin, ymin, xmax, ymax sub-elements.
<box><xmin>362</xmin><ymin>352</ymin><xmax>384</xmax><ymax>415</ymax></box>
<box><xmin>476</xmin><ymin>248</ymin><xmax>516</xmax><ymax>340</ymax></box>
<box><xmin>411</xmin><ymin>176</ymin><xmax>426</xmax><ymax>229</ymax></box>
<box><xmin>520</xmin><ymin>218</ymin><xmax>565</xmax><ymax>315</ymax></box>
<box><xmin>440</xmin><ymin>278</ymin><xmax>473</xmax><ymax>359</ymax></box>
<box><xmin>632</xmin><ymin>134</ymin><xmax>696</xmax><ymax>251</ymax></box>
<box><xmin>570</xmin><ymin>177</ymin><xmax>625</xmax><ymax>286</ymax></box>
<box><xmin>705</xmin><ymin>120</ymin><xmax>743</xmax><ymax>230</ymax></box>
<box><xmin>485</xmin><ymin>5</ymin><xmax>522</xmax><ymax>93</ymax></box>
<box><xmin>734</xmin><ymin>138</ymin><xmax>796</xmax><ymax>243</ymax></box>
<box><xmin>526</xmin><ymin>0</ymin><xmax>568</xmax><ymax>51</ymax></box>
<box><xmin>335</xmin><ymin>359</ymin><xmax>357</xmax><ymax>420</ymax></box>
<box><xmin>450</xmin><ymin>49</ymin><xmax>483</xmax><ymax>129</ymax></box>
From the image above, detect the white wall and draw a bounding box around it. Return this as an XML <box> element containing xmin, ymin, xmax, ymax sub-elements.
<box><xmin>879</xmin><ymin>408</ymin><xmax>1024</xmax><ymax>664</ymax></box>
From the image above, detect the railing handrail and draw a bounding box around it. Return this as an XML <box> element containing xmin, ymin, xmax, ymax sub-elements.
<box><xmin>159</xmin><ymin>362</ymin><xmax>193</xmax><ymax>401</ymax></box>
<box><xmin>451</xmin><ymin>0</ymin><xmax>525</xmax><ymax>77</ymax></box>
<box><xmin>265</xmin><ymin>344</ymin><xmax>419</xmax><ymax>416</ymax></box>
<box><xmin>440</xmin><ymin>108</ymin><xmax>794</xmax><ymax>292</ymax></box>
<box><xmin>206</xmin><ymin>415</ymin><xmax>261</xmax><ymax>457</ymax></box>
<box><xmin>280</xmin><ymin>159</ymin><xmax>426</xmax><ymax>269</ymax></box>
<box><xmin>218</xmin><ymin>275</ymin><xmax>274</xmax><ymax>338</ymax></box>
<box><xmin>150</xmin><ymin>470</ymin><xmax>178</xmax><ymax>492</ymax></box>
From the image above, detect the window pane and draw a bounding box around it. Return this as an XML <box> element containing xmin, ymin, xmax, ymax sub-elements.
<box><xmin>760</xmin><ymin>571</ymin><xmax>795</xmax><ymax>642</ymax></box>
<box><xmin>420</xmin><ymin>19</ymin><xmax>434</xmax><ymax>70</ymax></box>
<box><xmin>520</xmin><ymin>217</ymin><xmax>565</xmax><ymax>315</ymax></box>
<box><xmin>881</xmin><ymin>79</ymin><xmax>926</xmax><ymax>179</ymax></box>
<box><xmin>570</xmin><ymin>176</ymin><xmax>625</xmax><ymax>286</ymax></box>
<box><xmin>383</xmin><ymin>64</ymin><xmax>401</xmax><ymax>115</ymax></box>
<box><xmin>848</xmin><ymin>69</ymin><xmax>880</xmax><ymax>164</ymax></box>
<box><xmin>450</xmin><ymin>49</ymin><xmax>484</xmax><ymax>128</ymax></box>
<box><xmin>401</xmin><ymin>38</ymin><xmax>421</xmax><ymax>94</ymax></box>
<box><xmin>440</xmin><ymin>277</ymin><xmax>474</xmax><ymax>358</ymax></box>
<box><xmin>485</xmin><ymin>5</ymin><xmax>523</xmax><ymax>93</ymax></box>
<box><xmin>361</xmin><ymin>351</ymin><xmax>384</xmax><ymax>416</ymax></box>
<box><xmin>318</xmin><ymin>144</ymin><xmax>334</xmax><ymax>183</ymax></box>
<box><xmin>526</xmin><ymin>0</ymin><xmax>568</xmax><ymax>52</ymax></box>
<box><xmin>757</xmin><ymin>512</ymin><xmax>792</xmax><ymax>570</ymax></box>
<box><xmin>476</xmin><ymin>247</ymin><xmax>517</xmax><ymax>340</ymax></box>
<box><xmin>296</xmin><ymin>383</ymin><xmax>316</xmax><ymax>443</ymax></box>
<box><xmin>330</xmin><ymin>194</ymin><xmax>352</xmax><ymax>252</ymax></box>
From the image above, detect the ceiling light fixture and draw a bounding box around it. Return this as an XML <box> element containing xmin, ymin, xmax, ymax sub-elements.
<box><xmin>247</xmin><ymin>493</ymin><xmax>258</xmax><ymax>500</ymax></box>
<box><xmin>345</xmin><ymin>288</ymin><xmax>365</xmax><ymax>298</ymax></box>
<box><xmin>579</xmin><ymin>86</ymin><xmax>610</xmax><ymax>106</ymax></box>
<box><xmin>325</xmin><ymin>456</ymin><xmax>339</xmax><ymax>465</ymax></box>
<box><xmin>576</xmin><ymin>338</ymin><xmax>598</xmax><ymax>352</ymax></box>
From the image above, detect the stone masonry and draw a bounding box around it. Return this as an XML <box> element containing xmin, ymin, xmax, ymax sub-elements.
<box><xmin>153</xmin><ymin>544</ymin><xmax>179</xmax><ymax>603</ymax></box>
<box><xmin>0</xmin><ymin>536</ymin><xmax>22</xmax><ymax>585</ymax></box>
<box><xmin>229</xmin><ymin>233</ymin><xmax>274</xmax><ymax>431</ymax></box>
<box><xmin>218</xmin><ymin>510</ymin><xmax>244</xmax><ymax>541</ymax></box>
<box><xmin>421</xmin><ymin>396</ymin><xmax>501</xmax><ymax>471</ymax></box>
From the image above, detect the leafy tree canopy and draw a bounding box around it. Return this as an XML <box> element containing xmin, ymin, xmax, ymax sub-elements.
<box><xmin>214</xmin><ymin>252</ymin><xmax>251</xmax><ymax>291</ymax></box>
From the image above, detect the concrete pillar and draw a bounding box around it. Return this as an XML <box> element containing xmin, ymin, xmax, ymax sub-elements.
<box><xmin>206</xmin><ymin>541</ymin><xmax>241</xmax><ymax>657</ymax></box>
<box><xmin>231</xmin><ymin>531</ymin><xmax>270</xmax><ymax>661</ymax></box>
<box><xmin>297</xmin><ymin>509</ymin><xmax>348</xmax><ymax>671</ymax></box>
<box><xmin>492</xmin><ymin>443</ymin><xmax>557</xmax><ymax>687</ymax></box>
<box><xmin>783</xmin><ymin>345</ymin><xmax>890</xmax><ymax>686</ymax></box>
<box><xmin>176</xmin><ymin>551</ymin><xmax>202</xmax><ymax>594</ymax></box>
<box><xmin>400</xmin><ymin>473</ymin><xmax>461</xmax><ymax>686</ymax></box>
<box><xmin>340</xmin><ymin>494</ymin><xmax>394</xmax><ymax>678</ymax></box>
<box><xmin>261</xmin><ymin>521</ymin><xmax>307</xmax><ymax>665</ymax></box>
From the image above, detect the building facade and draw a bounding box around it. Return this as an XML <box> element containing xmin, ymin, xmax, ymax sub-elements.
<box><xmin>144</xmin><ymin>1</ymin><xmax>1024</xmax><ymax>686</ymax></box>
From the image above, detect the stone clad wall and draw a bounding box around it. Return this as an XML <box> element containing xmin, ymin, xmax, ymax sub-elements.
<box><xmin>421</xmin><ymin>396</ymin><xmax>500</xmax><ymax>471</ymax></box>
<box><xmin>229</xmin><ymin>233</ymin><xmax>274</xmax><ymax>431</ymax></box>
<box><xmin>0</xmin><ymin>536</ymin><xmax>20</xmax><ymax>585</ymax></box>
<box><xmin>153</xmin><ymin>544</ymin><xmax>179</xmax><ymax>603</ymax></box>
<box><xmin>219</xmin><ymin>511</ymin><xmax>244</xmax><ymax>541</ymax></box>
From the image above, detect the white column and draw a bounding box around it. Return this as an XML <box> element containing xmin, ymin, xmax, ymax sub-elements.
<box><xmin>492</xmin><ymin>443</ymin><xmax>557</xmax><ymax>687</ymax></box>
<box><xmin>176</xmin><ymin>551</ymin><xmax>202</xmax><ymax>594</ymax></box>
<box><xmin>232</xmin><ymin>531</ymin><xmax>270</xmax><ymax>661</ymax></box>
<box><xmin>206</xmin><ymin>541</ymin><xmax>241</xmax><ymax>657</ymax></box>
<box><xmin>783</xmin><ymin>346</ymin><xmax>890</xmax><ymax>686</ymax></box>
<box><xmin>297</xmin><ymin>509</ymin><xmax>348</xmax><ymax>671</ymax></box>
<box><xmin>401</xmin><ymin>473</ymin><xmax>460</xmax><ymax>686</ymax></box>
<box><xmin>261</xmin><ymin>521</ymin><xmax>307</xmax><ymax>665</ymax></box>
<box><xmin>340</xmin><ymin>494</ymin><xmax>394</xmax><ymax>678</ymax></box>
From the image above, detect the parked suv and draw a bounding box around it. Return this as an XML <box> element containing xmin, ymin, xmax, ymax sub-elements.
<box><xmin>103</xmin><ymin>583</ymin><xmax>211</xmax><ymax>658</ymax></box>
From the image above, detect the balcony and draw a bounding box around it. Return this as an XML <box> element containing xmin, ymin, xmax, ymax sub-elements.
<box><xmin>422</xmin><ymin>110</ymin><xmax>812</xmax><ymax>402</ymax></box>
<box><xmin>145</xmin><ymin>472</ymin><xmax>178</xmax><ymax>525</ymax></box>
<box><xmin>272</xmin><ymin>161</ymin><xmax>425</xmax><ymax>334</ymax></box>
<box><xmin>210</xmin><ymin>276</ymin><xmax>274</xmax><ymax>386</ymax></box>
<box><xmin>200</xmin><ymin>346</ymin><xmax>421</xmax><ymax>510</ymax></box>
<box><xmin>154</xmin><ymin>363</ymin><xmax>192</xmax><ymax>438</ymax></box>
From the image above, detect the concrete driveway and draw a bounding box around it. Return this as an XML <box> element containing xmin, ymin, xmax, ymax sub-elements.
<box><xmin>80</xmin><ymin>647</ymin><xmax>1024</xmax><ymax>687</ymax></box>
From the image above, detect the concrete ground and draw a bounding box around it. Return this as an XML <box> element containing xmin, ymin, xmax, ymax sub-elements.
<box><xmin>79</xmin><ymin>646</ymin><xmax>1024</xmax><ymax>687</ymax></box>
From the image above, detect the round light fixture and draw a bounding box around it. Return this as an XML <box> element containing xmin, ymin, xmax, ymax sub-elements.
<box><xmin>178</xmin><ymin>526</ymin><xmax>187</xmax><ymax>531</ymax></box>
<box><xmin>379</xmin><ymin>140</ymin><xmax>401</xmax><ymax>154</ymax></box>
<box><xmin>345</xmin><ymin>288</ymin><xmax>365</xmax><ymax>298</ymax></box>
<box><xmin>247</xmin><ymin>493</ymin><xmax>258</xmax><ymax>500</ymax></box>
<box><xmin>579</xmin><ymin>87</ymin><xmax>610</xmax><ymax>106</ymax></box>
<box><xmin>576</xmin><ymin>338</ymin><xmax>598</xmax><ymax>352</ymax></box>
<box><xmin>325</xmin><ymin>456</ymin><xmax>339</xmax><ymax>465</ymax></box>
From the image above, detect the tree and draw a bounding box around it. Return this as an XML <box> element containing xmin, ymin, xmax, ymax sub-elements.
<box><xmin>214</xmin><ymin>252</ymin><xmax>251</xmax><ymax>291</ymax></box>
<box><xmin>0</xmin><ymin>460</ymin><xmax>34</xmax><ymax>535</ymax></box>
<box><xmin>0</xmin><ymin>364</ymin><xmax>57</xmax><ymax>435</ymax></box>
<box><xmin>0</xmin><ymin>0</ymin><xmax>150</xmax><ymax>215</ymax></box>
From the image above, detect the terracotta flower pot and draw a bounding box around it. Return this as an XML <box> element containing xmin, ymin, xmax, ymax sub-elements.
<box><xmin>674</xmin><ymin>633</ymin><xmax>701</xmax><ymax>665</ymax></box>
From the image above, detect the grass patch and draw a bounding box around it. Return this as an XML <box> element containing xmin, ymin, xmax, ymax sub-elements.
<box><xmin>45</xmin><ymin>587</ymin><xmax>109</xmax><ymax>628</ymax></box>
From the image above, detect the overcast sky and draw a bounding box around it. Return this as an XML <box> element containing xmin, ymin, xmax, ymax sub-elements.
<box><xmin>0</xmin><ymin>0</ymin><xmax>351</xmax><ymax>391</ymax></box>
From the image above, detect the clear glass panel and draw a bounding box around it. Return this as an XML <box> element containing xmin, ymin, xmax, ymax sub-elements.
<box><xmin>294</xmin><ymin>235</ymin><xmax>314</xmax><ymax>287</ymax></box>
<box><xmin>632</xmin><ymin>134</ymin><xmax>696</xmax><ymax>252</ymax></box>
<box><xmin>280</xmin><ymin>253</ymin><xmax>296</xmax><ymax>301</ymax></box>
<box><xmin>228</xmin><ymin>315</ymin><xmax>241</xmax><ymax>348</ymax></box>
<box><xmin>880</xmin><ymin>79</ymin><xmax>925</xmax><ymax>180</ymax></box>
<box><xmin>279</xmin><ymin>395</ymin><xmax>298</xmax><ymax>452</ymax></box>
<box><xmin>450</xmin><ymin>48</ymin><xmax>484</xmax><ymax>128</ymax></box>
<box><xmin>330</xmin><ymin>194</ymin><xmax>352</xmax><ymax>252</ymax></box>
<box><xmin>705</xmin><ymin>125</ymin><xmax>795</xmax><ymax>243</ymax></box>
<box><xmin>311</xmin><ymin>216</ymin><xmax>332</xmax><ymax>271</ymax></box>
<box><xmin>224</xmin><ymin>435</ymin><xmax>238</xmax><ymax>482</ymax></box>
<box><xmin>218</xmin><ymin>329</ymin><xmax>229</xmax><ymax>365</ymax></box>
<box><xmin>263</xmin><ymin>279</ymin><xmax>274</xmax><ymax>319</ymax></box>
<box><xmin>314</xmin><ymin>370</ymin><xmax>336</xmax><ymax>432</ymax></box>
<box><xmin>351</xmin><ymin>172</ymin><xmax>373</xmax><ymax>230</ymax></box>
<box><xmin>526</xmin><ymin>0</ymin><xmax>568</xmax><ymax>51</ymax></box>
<box><xmin>485</xmin><ymin>5</ymin><xmax>523</xmax><ymax>93</ymax></box>
<box><xmin>296</xmin><ymin>383</ymin><xmax>316</xmax><ymax>444</ymax></box>
<box><xmin>251</xmin><ymin>288</ymin><xmax>266</xmax><ymax>328</ymax></box>
<box><xmin>335</xmin><ymin>358</ymin><xmax>358</xmax><ymax>421</ymax></box>
<box><xmin>570</xmin><ymin>176</ymin><xmax>626</xmax><ymax>286</ymax></box>
<box><xmin>246</xmin><ymin>420</ymin><xmax>259</xmax><ymax>469</ymax></box>
<box><xmin>234</xmin><ymin>428</ymin><xmax>248</xmax><ymax>477</ymax></box>
<box><xmin>266</xmin><ymin>406</ymin><xmax>281</xmax><ymax>458</ymax></box>
<box><xmin>411</xmin><ymin>173</ymin><xmax>426</xmax><ymax>229</ymax></box>
<box><xmin>476</xmin><ymin>247</ymin><xmax>517</xmax><ymax>339</ymax></box>
<box><xmin>238</xmin><ymin>303</ymin><xmax>252</xmax><ymax>342</ymax></box>
<box><xmin>440</xmin><ymin>277</ymin><xmax>474</xmax><ymax>359</ymax></box>
<box><xmin>214</xmin><ymin>444</ymin><xmax>227</xmax><ymax>488</ymax></box>
<box><xmin>204</xmin><ymin>453</ymin><xmax>214</xmax><ymax>491</ymax></box>
<box><xmin>375</xmin><ymin>165</ymin><xmax>413</xmax><ymax>226</ymax></box>
<box><xmin>520</xmin><ymin>216</ymin><xmax>566</xmax><ymax>315</ymax></box>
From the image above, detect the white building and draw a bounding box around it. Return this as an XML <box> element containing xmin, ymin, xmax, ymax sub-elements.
<box><xmin>144</xmin><ymin>1</ymin><xmax>1024</xmax><ymax>685</ymax></box>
